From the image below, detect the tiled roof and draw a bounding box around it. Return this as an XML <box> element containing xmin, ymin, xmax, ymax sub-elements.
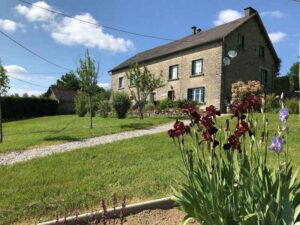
<box><xmin>111</xmin><ymin>14</ymin><xmax>256</xmax><ymax>72</ymax></box>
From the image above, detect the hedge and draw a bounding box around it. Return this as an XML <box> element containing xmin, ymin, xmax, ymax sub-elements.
<box><xmin>0</xmin><ymin>97</ymin><xmax>58</xmax><ymax>120</ymax></box>
<box><xmin>273</xmin><ymin>76</ymin><xmax>290</xmax><ymax>94</ymax></box>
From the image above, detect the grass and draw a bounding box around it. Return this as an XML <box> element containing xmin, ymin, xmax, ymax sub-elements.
<box><xmin>0</xmin><ymin>115</ymin><xmax>174</xmax><ymax>153</ymax></box>
<box><xmin>0</xmin><ymin>113</ymin><xmax>299</xmax><ymax>224</ymax></box>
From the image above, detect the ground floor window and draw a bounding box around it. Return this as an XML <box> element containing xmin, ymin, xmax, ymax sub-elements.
<box><xmin>187</xmin><ymin>87</ymin><xmax>205</xmax><ymax>103</ymax></box>
<box><xmin>168</xmin><ymin>90</ymin><xmax>175</xmax><ymax>100</ymax></box>
<box><xmin>260</xmin><ymin>69</ymin><xmax>268</xmax><ymax>86</ymax></box>
<box><xmin>149</xmin><ymin>92</ymin><xmax>156</xmax><ymax>102</ymax></box>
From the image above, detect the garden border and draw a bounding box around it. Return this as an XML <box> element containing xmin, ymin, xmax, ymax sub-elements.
<box><xmin>38</xmin><ymin>196</ymin><xmax>175</xmax><ymax>225</ymax></box>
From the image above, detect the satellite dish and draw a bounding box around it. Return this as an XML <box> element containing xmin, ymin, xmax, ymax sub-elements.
<box><xmin>223</xmin><ymin>57</ymin><xmax>231</xmax><ymax>66</ymax></box>
<box><xmin>228</xmin><ymin>50</ymin><xmax>238</xmax><ymax>58</ymax></box>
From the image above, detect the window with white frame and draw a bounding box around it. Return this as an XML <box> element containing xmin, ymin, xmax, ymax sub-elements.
<box><xmin>118</xmin><ymin>77</ymin><xmax>124</xmax><ymax>89</ymax></box>
<box><xmin>192</xmin><ymin>59</ymin><xmax>203</xmax><ymax>75</ymax></box>
<box><xmin>187</xmin><ymin>87</ymin><xmax>205</xmax><ymax>103</ymax></box>
<box><xmin>169</xmin><ymin>65</ymin><xmax>179</xmax><ymax>80</ymax></box>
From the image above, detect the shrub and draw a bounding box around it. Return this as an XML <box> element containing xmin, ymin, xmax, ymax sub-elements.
<box><xmin>174</xmin><ymin>99</ymin><xmax>198</xmax><ymax>109</ymax></box>
<box><xmin>74</xmin><ymin>92</ymin><xmax>87</xmax><ymax>117</ymax></box>
<box><xmin>231</xmin><ymin>80</ymin><xmax>263</xmax><ymax>103</ymax></box>
<box><xmin>98</xmin><ymin>100</ymin><xmax>111</xmax><ymax>118</ymax></box>
<box><xmin>159</xmin><ymin>98</ymin><xmax>174</xmax><ymax>109</ymax></box>
<box><xmin>264</xmin><ymin>93</ymin><xmax>280</xmax><ymax>112</ymax></box>
<box><xmin>112</xmin><ymin>92</ymin><xmax>131</xmax><ymax>118</ymax></box>
<box><xmin>1</xmin><ymin>97</ymin><xmax>58</xmax><ymax>120</ymax></box>
<box><xmin>285</xmin><ymin>98</ymin><xmax>299</xmax><ymax>114</ymax></box>
<box><xmin>144</xmin><ymin>102</ymin><xmax>155</xmax><ymax>112</ymax></box>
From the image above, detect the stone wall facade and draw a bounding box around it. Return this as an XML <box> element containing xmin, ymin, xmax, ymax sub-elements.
<box><xmin>112</xmin><ymin>41</ymin><xmax>223</xmax><ymax>110</ymax></box>
<box><xmin>111</xmin><ymin>15</ymin><xmax>277</xmax><ymax>112</ymax></box>
<box><xmin>221</xmin><ymin>17</ymin><xmax>276</xmax><ymax>111</ymax></box>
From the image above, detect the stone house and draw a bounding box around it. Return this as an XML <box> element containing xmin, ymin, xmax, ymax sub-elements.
<box><xmin>46</xmin><ymin>87</ymin><xmax>76</xmax><ymax>114</ymax></box>
<box><xmin>110</xmin><ymin>7</ymin><xmax>280</xmax><ymax>112</ymax></box>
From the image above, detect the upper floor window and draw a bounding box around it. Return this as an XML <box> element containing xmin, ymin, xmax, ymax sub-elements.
<box><xmin>238</xmin><ymin>35</ymin><xmax>245</xmax><ymax>49</ymax></box>
<box><xmin>118</xmin><ymin>77</ymin><xmax>124</xmax><ymax>89</ymax></box>
<box><xmin>187</xmin><ymin>87</ymin><xmax>205</xmax><ymax>103</ymax></box>
<box><xmin>169</xmin><ymin>65</ymin><xmax>179</xmax><ymax>80</ymax></box>
<box><xmin>191</xmin><ymin>59</ymin><xmax>203</xmax><ymax>75</ymax></box>
<box><xmin>260</xmin><ymin>69</ymin><xmax>268</xmax><ymax>86</ymax></box>
<box><xmin>258</xmin><ymin>45</ymin><xmax>265</xmax><ymax>58</ymax></box>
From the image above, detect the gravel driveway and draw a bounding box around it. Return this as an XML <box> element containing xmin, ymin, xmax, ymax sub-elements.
<box><xmin>0</xmin><ymin>120</ymin><xmax>185</xmax><ymax>165</ymax></box>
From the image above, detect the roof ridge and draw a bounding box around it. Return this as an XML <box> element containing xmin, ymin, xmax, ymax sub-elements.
<box><xmin>110</xmin><ymin>14</ymin><xmax>255</xmax><ymax>72</ymax></box>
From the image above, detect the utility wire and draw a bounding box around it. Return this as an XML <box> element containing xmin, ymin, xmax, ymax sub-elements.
<box><xmin>0</xmin><ymin>30</ymin><xmax>72</xmax><ymax>71</ymax></box>
<box><xmin>18</xmin><ymin>0</ymin><xmax>193</xmax><ymax>43</ymax></box>
<box><xmin>8</xmin><ymin>75</ymin><xmax>48</xmax><ymax>88</ymax></box>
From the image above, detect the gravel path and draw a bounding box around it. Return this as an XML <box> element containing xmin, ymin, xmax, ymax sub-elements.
<box><xmin>0</xmin><ymin>121</ymin><xmax>184</xmax><ymax>165</ymax></box>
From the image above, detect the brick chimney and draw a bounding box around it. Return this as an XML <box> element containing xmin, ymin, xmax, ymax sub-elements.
<box><xmin>191</xmin><ymin>26</ymin><xmax>197</xmax><ymax>35</ymax></box>
<box><xmin>244</xmin><ymin>7</ymin><xmax>257</xmax><ymax>17</ymax></box>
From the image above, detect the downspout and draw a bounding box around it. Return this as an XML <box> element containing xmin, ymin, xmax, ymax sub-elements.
<box><xmin>221</xmin><ymin>37</ymin><xmax>226</xmax><ymax>112</ymax></box>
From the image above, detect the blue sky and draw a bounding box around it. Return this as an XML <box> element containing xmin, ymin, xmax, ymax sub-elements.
<box><xmin>0</xmin><ymin>0</ymin><xmax>299</xmax><ymax>96</ymax></box>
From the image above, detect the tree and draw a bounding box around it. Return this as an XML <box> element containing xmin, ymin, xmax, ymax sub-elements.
<box><xmin>126</xmin><ymin>64</ymin><xmax>163</xmax><ymax>119</ymax></box>
<box><xmin>77</xmin><ymin>50</ymin><xmax>98</xmax><ymax>128</ymax></box>
<box><xmin>0</xmin><ymin>62</ymin><xmax>10</xmax><ymax>143</ymax></box>
<box><xmin>286</xmin><ymin>62</ymin><xmax>299</xmax><ymax>91</ymax></box>
<box><xmin>52</xmin><ymin>71</ymin><xmax>80</xmax><ymax>91</ymax></box>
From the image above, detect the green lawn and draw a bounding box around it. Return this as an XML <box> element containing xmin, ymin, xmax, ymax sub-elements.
<box><xmin>0</xmin><ymin>115</ymin><xmax>174</xmax><ymax>153</ymax></box>
<box><xmin>0</xmin><ymin>113</ymin><xmax>299</xmax><ymax>225</ymax></box>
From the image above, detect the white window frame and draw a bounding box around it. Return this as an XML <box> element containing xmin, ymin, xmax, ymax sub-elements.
<box><xmin>192</xmin><ymin>59</ymin><xmax>203</xmax><ymax>75</ymax></box>
<box><xmin>188</xmin><ymin>87</ymin><xmax>205</xmax><ymax>103</ymax></box>
<box><xmin>118</xmin><ymin>77</ymin><xmax>124</xmax><ymax>89</ymax></box>
<box><xmin>169</xmin><ymin>65</ymin><xmax>179</xmax><ymax>80</ymax></box>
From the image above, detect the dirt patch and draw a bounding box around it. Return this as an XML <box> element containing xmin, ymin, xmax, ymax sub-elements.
<box><xmin>121</xmin><ymin>208</ymin><xmax>199</xmax><ymax>225</ymax></box>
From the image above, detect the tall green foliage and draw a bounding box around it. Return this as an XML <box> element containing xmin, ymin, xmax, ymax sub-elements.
<box><xmin>77</xmin><ymin>50</ymin><xmax>98</xmax><ymax>128</ymax></box>
<box><xmin>287</xmin><ymin>62</ymin><xmax>299</xmax><ymax>91</ymax></box>
<box><xmin>0</xmin><ymin>62</ymin><xmax>10</xmax><ymax>142</ymax></box>
<box><xmin>126</xmin><ymin>64</ymin><xmax>163</xmax><ymax>120</ymax></box>
<box><xmin>169</xmin><ymin>96</ymin><xmax>300</xmax><ymax>225</ymax></box>
<box><xmin>52</xmin><ymin>71</ymin><xmax>80</xmax><ymax>91</ymax></box>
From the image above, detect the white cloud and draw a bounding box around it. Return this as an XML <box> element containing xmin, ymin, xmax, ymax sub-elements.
<box><xmin>0</xmin><ymin>19</ymin><xmax>22</xmax><ymax>32</ymax></box>
<box><xmin>261</xmin><ymin>10</ymin><xmax>284</xmax><ymax>18</ymax></box>
<box><xmin>268</xmin><ymin>32</ymin><xmax>287</xmax><ymax>43</ymax></box>
<box><xmin>214</xmin><ymin>9</ymin><xmax>243</xmax><ymax>26</ymax></box>
<box><xmin>98</xmin><ymin>82</ymin><xmax>111</xmax><ymax>90</ymax></box>
<box><xmin>4</xmin><ymin>65</ymin><xmax>30</xmax><ymax>80</ymax></box>
<box><xmin>15</xmin><ymin>1</ymin><xmax>133</xmax><ymax>53</ymax></box>
<box><xmin>8</xmin><ymin>88</ymin><xmax>43</xmax><ymax>96</ymax></box>
<box><xmin>50</xmin><ymin>13</ymin><xmax>133</xmax><ymax>52</ymax></box>
<box><xmin>15</xmin><ymin>1</ymin><xmax>54</xmax><ymax>22</ymax></box>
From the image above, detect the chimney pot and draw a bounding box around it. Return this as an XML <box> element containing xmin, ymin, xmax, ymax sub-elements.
<box><xmin>197</xmin><ymin>28</ymin><xmax>202</xmax><ymax>33</ymax></box>
<box><xmin>244</xmin><ymin>7</ymin><xmax>257</xmax><ymax>17</ymax></box>
<box><xmin>191</xmin><ymin>26</ymin><xmax>197</xmax><ymax>35</ymax></box>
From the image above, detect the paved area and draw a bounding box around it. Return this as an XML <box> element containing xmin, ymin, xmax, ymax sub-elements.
<box><xmin>0</xmin><ymin>121</ymin><xmax>185</xmax><ymax>165</ymax></box>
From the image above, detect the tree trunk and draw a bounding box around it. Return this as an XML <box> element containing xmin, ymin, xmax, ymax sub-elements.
<box><xmin>89</xmin><ymin>94</ymin><xmax>93</xmax><ymax>129</ymax></box>
<box><xmin>0</xmin><ymin>101</ymin><xmax>3</xmax><ymax>143</ymax></box>
<box><xmin>138</xmin><ymin>104</ymin><xmax>144</xmax><ymax>120</ymax></box>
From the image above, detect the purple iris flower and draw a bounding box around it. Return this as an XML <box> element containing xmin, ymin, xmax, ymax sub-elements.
<box><xmin>279</xmin><ymin>108</ymin><xmax>289</xmax><ymax>122</ymax></box>
<box><xmin>269</xmin><ymin>137</ymin><xmax>284</xmax><ymax>153</ymax></box>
